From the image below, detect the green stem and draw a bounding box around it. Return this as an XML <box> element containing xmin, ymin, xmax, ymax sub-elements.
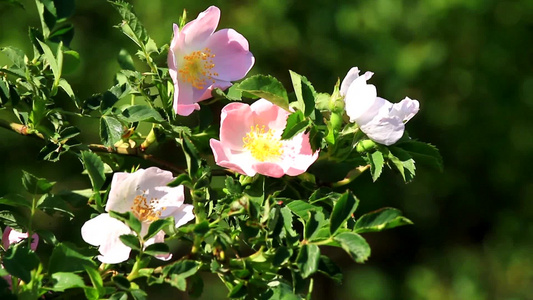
<box><xmin>126</xmin><ymin>257</ymin><xmax>143</xmax><ymax>281</ymax></box>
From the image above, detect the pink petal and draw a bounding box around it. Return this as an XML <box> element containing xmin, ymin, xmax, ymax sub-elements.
<box><xmin>206</xmin><ymin>29</ymin><xmax>255</xmax><ymax>81</ymax></box>
<box><xmin>168</xmin><ymin>24</ymin><xmax>180</xmax><ymax>83</ymax></box>
<box><xmin>194</xmin><ymin>79</ymin><xmax>232</xmax><ymax>102</ymax></box>
<box><xmin>81</xmin><ymin>214</ymin><xmax>132</xmax><ymax>264</ymax></box>
<box><xmin>252</xmin><ymin>162</ymin><xmax>285</xmax><ymax>178</ymax></box>
<box><xmin>173</xmin><ymin>82</ymin><xmax>200</xmax><ymax>116</ymax></box>
<box><xmin>179</xmin><ymin>6</ymin><xmax>220</xmax><ymax>49</ymax></box>
<box><xmin>219</xmin><ymin>102</ymin><xmax>253</xmax><ymax>149</ymax></box>
<box><xmin>2</xmin><ymin>227</ymin><xmax>38</xmax><ymax>250</ymax></box>
<box><xmin>250</xmin><ymin>99</ymin><xmax>289</xmax><ymax>131</ymax></box>
<box><xmin>210</xmin><ymin>139</ymin><xmax>256</xmax><ymax>176</ymax></box>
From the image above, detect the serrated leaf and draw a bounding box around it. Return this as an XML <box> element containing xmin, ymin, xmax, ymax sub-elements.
<box><xmin>334</xmin><ymin>232</ymin><xmax>370</xmax><ymax>263</ymax></box>
<box><xmin>81</xmin><ymin>151</ymin><xmax>105</xmax><ymax>191</ymax></box>
<box><xmin>84</xmin><ymin>266</ymin><xmax>105</xmax><ymax>297</ymax></box>
<box><xmin>236</xmin><ymin>75</ymin><xmax>289</xmax><ymax>110</ymax></box>
<box><xmin>100</xmin><ymin>115</ymin><xmax>123</xmax><ymax>147</ymax></box>
<box><xmin>368</xmin><ymin>151</ymin><xmax>384</xmax><ymax>182</ymax></box>
<box><xmin>261</xmin><ymin>282</ymin><xmax>300</xmax><ymax>300</ymax></box>
<box><xmin>119</xmin><ymin>234</ymin><xmax>140</xmax><ymax>250</ymax></box>
<box><xmin>296</xmin><ymin>244</ymin><xmax>320</xmax><ymax>278</ymax></box>
<box><xmin>330</xmin><ymin>191</ymin><xmax>359</xmax><ymax>235</ymax></box>
<box><xmin>143</xmin><ymin>243</ymin><xmax>170</xmax><ymax>256</ymax></box>
<box><xmin>163</xmin><ymin>260</ymin><xmax>200</xmax><ymax>278</ymax></box>
<box><xmin>317</xmin><ymin>255</ymin><xmax>343</xmax><ymax>284</ymax></box>
<box><xmin>144</xmin><ymin>218</ymin><xmax>172</xmax><ymax>240</ymax></box>
<box><xmin>304</xmin><ymin>210</ymin><xmax>327</xmax><ymax>241</ymax></box>
<box><xmin>110</xmin><ymin>0</ymin><xmax>149</xmax><ymax>47</ymax></box>
<box><xmin>281</xmin><ymin>114</ymin><xmax>308</xmax><ymax>140</ymax></box>
<box><xmin>0</xmin><ymin>194</ymin><xmax>31</xmax><ymax>209</ymax></box>
<box><xmin>50</xmin><ymin>272</ymin><xmax>86</xmax><ymax>291</ymax></box>
<box><xmin>121</xmin><ymin>105</ymin><xmax>164</xmax><ymax>123</ymax></box>
<box><xmin>0</xmin><ymin>210</ymin><xmax>29</xmax><ymax>230</ymax></box>
<box><xmin>289</xmin><ymin>70</ymin><xmax>316</xmax><ymax>117</ymax></box>
<box><xmin>48</xmin><ymin>242</ymin><xmax>97</xmax><ymax>273</ymax></box>
<box><xmin>354</xmin><ymin>208</ymin><xmax>413</xmax><ymax>233</ymax></box>
<box><xmin>388</xmin><ymin>147</ymin><xmax>416</xmax><ymax>182</ymax></box>
<box><xmin>22</xmin><ymin>170</ymin><xmax>55</xmax><ymax>194</ymax></box>
<box><xmin>286</xmin><ymin>200</ymin><xmax>322</xmax><ymax>221</ymax></box>
<box><xmin>37</xmin><ymin>194</ymin><xmax>74</xmax><ymax>217</ymax></box>
<box><xmin>396</xmin><ymin>140</ymin><xmax>443</xmax><ymax>172</ymax></box>
<box><xmin>109</xmin><ymin>211</ymin><xmax>141</xmax><ymax>234</ymax></box>
<box><xmin>37</xmin><ymin>39</ymin><xmax>60</xmax><ymax>83</ymax></box>
<box><xmin>1</xmin><ymin>46</ymin><xmax>25</xmax><ymax>69</ymax></box>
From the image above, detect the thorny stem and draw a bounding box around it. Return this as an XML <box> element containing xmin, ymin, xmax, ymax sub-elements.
<box><xmin>0</xmin><ymin>120</ymin><xmax>185</xmax><ymax>174</ymax></box>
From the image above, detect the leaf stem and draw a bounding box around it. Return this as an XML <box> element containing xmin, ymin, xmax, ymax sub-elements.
<box><xmin>331</xmin><ymin>165</ymin><xmax>370</xmax><ymax>188</ymax></box>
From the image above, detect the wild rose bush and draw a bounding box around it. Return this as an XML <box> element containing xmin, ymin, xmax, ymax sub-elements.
<box><xmin>0</xmin><ymin>1</ymin><xmax>442</xmax><ymax>299</ymax></box>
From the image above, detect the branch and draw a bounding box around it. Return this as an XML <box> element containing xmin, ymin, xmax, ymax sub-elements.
<box><xmin>0</xmin><ymin>120</ymin><xmax>185</xmax><ymax>174</ymax></box>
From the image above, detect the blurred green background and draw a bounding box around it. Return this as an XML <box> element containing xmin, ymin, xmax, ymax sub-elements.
<box><xmin>1</xmin><ymin>0</ymin><xmax>533</xmax><ymax>299</ymax></box>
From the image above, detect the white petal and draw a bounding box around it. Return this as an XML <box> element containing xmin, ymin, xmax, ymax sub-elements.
<box><xmin>145</xmin><ymin>231</ymin><xmax>172</xmax><ymax>261</ymax></box>
<box><xmin>344</xmin><ymin>76</ymin><xmax>383</xmax><ymax>125</ymax></box>
<box><xmin>389</xmin><ymin>97</ymin><xmax>420</xmax><ymax>123</ymax></box>
<box><xmin>171</xmin><ymin>204</ymin><xmax>195</xmax><ymax>228</ymax></box>
<box><xmin>81</xmin><ymin>214</ymin><xmax>132</xmax><ymax>264</ymax></box>
<box><xmin>340</xmin><ymin>67</ymin><xmax>360</xmax><ymax>97</ymax></box>
<box><xmin>360</xmin><ymin>116</ymin><xmax>405</xmax><ymax>146</ymax></box>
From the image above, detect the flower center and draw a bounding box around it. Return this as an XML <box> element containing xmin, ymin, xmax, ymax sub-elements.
<box><xmin>242</xmin><ymin>125</ymin><xmax>283</xmax><ymax>162</ymax></box>
<box><xmin>130</xmin><ymin>194</ymin><xmax>166</xmax><ymax>223</ymax></box>
<box><xmin>178</xmin><ymin>47</ymin><xmax>219</xmax><ymax>90</ymax></box>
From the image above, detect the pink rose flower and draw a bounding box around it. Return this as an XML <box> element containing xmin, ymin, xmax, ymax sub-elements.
<box><xmin>341</xmin><ymin>67</ymin><xmax>420</xmax><ymax>146</ymax></box>
<box><xmin>1</xmin><ymin>227</ymin><xmax>39</xmax><ymax>251</ymax></box>
<box><xmin>81</xmin><ymin>167</ymin><xmax>194</xmax><ymax>264</ymax></box>
<box><xmin>168</xmin><ymin>6</ymin><xmax>255</xmax><ymax>116</ymax></box>
<box><xmin>210</xmin><ymin>99</ymin><xmax>319</xmax><ymax>178</ymax></box>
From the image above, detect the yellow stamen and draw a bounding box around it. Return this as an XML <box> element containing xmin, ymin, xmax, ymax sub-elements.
<box><xmin>178</xmin><ymin>47</ymin><xmax>219</xmax><ymax>90</ymax></box>
<box><xmin>130</xmin><ymin>194</ymin><xmax>164</xmax><ymax>223</ymax></box>
<box><xmin>242</xmin><ymin>125</ymin><xmax>283</xmax><ymax>162</ymax></box>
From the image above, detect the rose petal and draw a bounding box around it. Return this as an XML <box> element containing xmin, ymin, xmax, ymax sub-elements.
<box><xmin>250</xmin><ymin>99</ymin><xmax>289</xmax><ymax>132</ymax></box>
<box><xmin>210</xmin><ymin>139</ymin><xmax>257</xmax><ymax>176</ymax></box>
<box><xmin>81</xmin><ymin>214</ymin><xmax>132</xmax><ymax>264</ymax></box>
<box><xmin>179</xmin><ymin>6</ymin><xmax>220</xmax><ymax>49</ymax></box>
<box><xmin>360</xmin><ymin>116</ymin><xmax>405</xmax><ymax>146</ymax></box>
<box><xmin>389</xmin><ymin>97</ymin><xmax>420</xmax><ymax>123</ymax></box>
<box><xmin>252</xmin><ymin>162</ymin><xmax>286</xmax><ymax>178</ymax></box>
<box><xmin>344</xmin><ymin>76</ymin><xmax>382</xmax><ymax>124</ymax></box>
<box><xmin>219</xmin><ymin>102</ymin><xmax>253</xmax><ymax>149</ymax></box>
<box><xmin>207</xmin><ymin>29</ymin><xmax>255</xmax><ymax>81</ymax></box>
<box><xmin>145</xmin><ymin>231</ymin><xmax>172</xmax><ymax>261</ymax></box>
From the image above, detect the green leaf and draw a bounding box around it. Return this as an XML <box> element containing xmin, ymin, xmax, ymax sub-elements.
<box><xmin>272</xmin><ymin>246</ymin><xmax>292</xmax><ymax>267</ymax></box>
<box><xmin>388</xmin><ymin>147</ymin><xmax>416</xmax><ymax>182</ymax></box>
<box><xmin>177</xmin><ymin>135</ymin><xmax>200</xmax><ymax>177</ymax></box>
<box><xmin>260</xmin><ymin>282</ymin><xmax>300</xmax><ymax>300</ymax></box>
<box><xmin>304</xmin><ymin>210</ymin><xmax>327</xmax><ymax>241</ymax></box>
<box><xmin>1</xmin><ymin>46</ymin><xmax>25</xmax><ymax>69</ymax></box>
<box><xmin>58</xmin><ymin>78</ymin><xmax>76</xmax><ymax>102</ymax></box>
<box><xmin>109</xmin><ymin>0</ymin><xmax>149</xmax><ymax>47</ymax></box>
<box><xmin>236</xmin><ymin>75</ymin><xmax>289</xmax><ymax>110</ymax></box>
<box><xmin>0</xmin><ymin>194</ymin><xmax>31</xmax><ymax>209</ymax></box>
<box><xmin>112</xmin><ymin>275</ymin><xmax>130</xmax><ymax>290</ymax></box>
<box><xmin>281</xmin><ymin>113</ymin><xmax>308</xmax><ymax>140</ymax></box>
<box><xmin>296</xmin><ymin>244</ymin><xmax>320</xmax><ymax>278</ymax></box>
<box><xmin>289</xmin><ymin>70</ymin><xmax>316</xmax><ymax>117</ymax></box>
<box><xmin>37</xmin><ymin>194</ymin><xmax>74</xmax><ymax>218</ymax></box>
<box><xmin>35</xmin><ymin>0</ymin><xmax>56</xmax><ymax>38</ymax></box>
<box><xmin>50</xmin><ymin>272</ymin><xmax>86</xmax><ymax>291</ymax></box>
<box><xmin>22</xmin><ymin>170</ymin><xmax>55</xmax><ymax>194</ymax></box>
<box><xmin>167</xmin><ymin>173</ymin><xmax>192</xmax><ymax>187</ymax></box>
<box><xmin>119</xmin><ymin>234</ymin><xmax>140</xmax><ymax>251</ymax></box>
<box><xmin>109</xmin><ymin>211</ymin><xmax>141</xmax><ymax>234</ymax></box>
<box><xmin>334</xmin><ymin>232</ymin><xmax>370</xmax><ymax>263</ymax></box>
<box><xmin>118</xmin><ymin>48</ymin><xmax>135</xmax><ymax>70</ymax></box>
<box><xmin>100</xmin><ymin>115</ymin><xmax>124</xmax><ymax>147</ymax></box>
<box><xmin>163</xmin><ymin>260</ymin><xmax>200</xmax><ymax>278</ymax></box>
<box><xmin>286</xmin><ymin>200</ymin><xmax>323</xmax><ymax>221</ymax></box>
<box><xmin>354</xmin><ymin>208</ymin><xmax>413</xmax><ymax>233</ymax></box>
<box><xmin>62</xmin><ymin>49</ymin><xmax>80</xmax><ymax>74</ymax></box>
<box><xmin>84</xmin><ymin>265</ymin><xmax>105</xmax><ymax>297</ymax></box>
<box><xmin>368</xmin><ymin>151</ymin><xmax>384</xmax><ymax>182</ymax></box>
<box><xmin>0</xmin><ymin>210</ymin><xmax>29</xmax><ymax>230</ymax></box>
<box><xmin>2</xmin><ymin>243</ymin><xmax>39</xmax><ymax>283</ymax></box>
<box><xmin>48</xmin><ymin>243</ymin><xmax>96</xmax><ymax>273</ymax></box>
<box><xmin>37</xmin><ymin>39</ymin><xmax>61</xmax><ymax>84</ymax></box>
<box><xmin>330</xmin><ymin>191</ymin><xmax>359</xmax><ymax>235</ymax></box>
<box><xmin>228</xmin><ymin>281</ymin><xmax>247</xmax><ymax>298</ymax></box>
<box><xmin>81</xmin><ymin>151</ymin><xmax>106</xmax><ymax>191</ymax></box>
<box><xmin>317</xmin><ymin>255</ymin><xmax>343</xmax><ymax>284</ymax></box>
<box><xmin>109</xmin><ymin>292</ymin><xmax>128</xmax><ymax>300</ymax></box>
<box><xmin>121</xmin><ymin>105</ymin><xmax>164</xmax><ymax>123</ymax></box>
<box><xmin>144</xmin><ymin>218</ymin><xmax>173</xmax><ymax>240</ymax></box>
<box><xmin>143</xmin><ymin>243</ymin><xmax>170</xmax><ymax>256</ymax></box>
<box><xmin>396</xmin><ymin>140</ymin><xmax>443</xmax><ymax>172</ymax></box>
